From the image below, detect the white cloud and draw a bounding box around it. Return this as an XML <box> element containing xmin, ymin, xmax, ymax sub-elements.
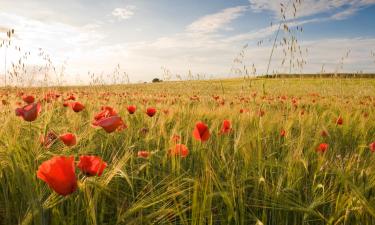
<box><xmin>187</xmin><ymin>6</ymin><xmax>248</xmax><ymax>34</ymax></box>
<box><xmin>0</xmin><ymin>12</ymin><xmax>106</xmax><ymax>85</ymax></box>
<box><xmin>118</xmin><ymin>23</ymin><xmax>375</xmax><ymax>80</ymax></box>
<box><xmin>0</xmin><ymin>2</ymin><xmax>374</xmax><ymax>85</ymax></box>
<box><xmin>111</xmin><ymin>6</ymin><xmax>136</xmax><ymax>21</ymax></box>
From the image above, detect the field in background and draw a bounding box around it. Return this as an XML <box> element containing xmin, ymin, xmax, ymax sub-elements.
<box><xmin>1</xmin><ymin>78</ymin><xmax>375</xmax><ymax>224</ymax></box>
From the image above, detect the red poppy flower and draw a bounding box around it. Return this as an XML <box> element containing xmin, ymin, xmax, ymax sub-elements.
<box><xmin>193</xmin><ymin>122</ymin><xmax>210</xmax><ymax>142</ymax></box>
<box><xmin>219</xmin><ymin>120</ymin><xmax>231</xmax><ymax>134</ymax></box>
<box><xmin>64</xmin><ymin>94</ymin><xmax>76</xmax><ymax>101</ymax></box>
<box><xmin>94</xmin><ymin>106</ymin><xmax>118</xmax><ymax>121</ymax></box>
<box><xmin>336</xmin><ymin>116</ymin><xmax>343</xmax><ymax>125</ymax></box>
<box><xmin>77</xmin><ymin>155</ymin><xmax>107</xmax><ymax>176</ymax></box>
<box><xmin>63</xmin><ymin>102</ymin><xmax>70</xmax><ymax>107</ymax></box>
<box><xmin>70</xmin><ymin>102</ymin><xmax>85</xmax><ymax>112</ymax></box>
<box><xmin>92</xmin><ymin>106</ymin><xmax>126</xmax><ymax>133</ymax></box>
<box><xmin>15</xmin><ymin>102</ymin><xmax>41</xmax><ymax>122</ymax></box>
<box><xmin>93</xmin><ymin>116</ymin><xmax>126</xmax><ymax>133</ymax></box>
<box><xmin>316</xmin><ymin>143</ymin><xmax>329</xmax><ymax>153</ymax></box>
<box><xmin>59</xmin><ymin>133</ymin><xmax>77</xmax><ymax>147</ymax></box>
<box><xmin>137</xmin><ymin>151</ymin><xmax>150</xmax><ymax>158</ymax></box>
<box><xmin>22</xmin><ymin>95</ymin><xmax>35</xmax><ymax>104</ymax></box>
<box><xmin>37</xmin><ymin>156</ymin><xmax>77</xmax><ymax>196</ymax></box>
<box><xmin>170</xmin><ymin>144</ymin><xmax>189</xmax><ymax>158</ymax></box>
<box><xmin>280</xmin><ymin>129</ymin><xmax>286</xmax><ymax>137</ymax></box>
<box><xmin>146</xmin><ymin>107</ymin><xmax>156</xmax><ymax>117</ymax></box>
<box><xmin>171</xmin><ymin>134</ymin><xmax>181</xmax><ymax>143</ymax></box>
<box><xmin>44</xmin><ymin>92</ymin><xmax>60</xmax><ymax>103</ymax></box>
<box><xmin>369</xmin><ymin>142</ymin><xmax>375</xmax><ymax>152</ymax></box>
<box><xmin>127</xmin><ymin>105</ymin><xmax>136</xmax><ymax>114</ymax></box>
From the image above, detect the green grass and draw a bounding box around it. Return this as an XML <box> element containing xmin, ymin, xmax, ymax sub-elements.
<box><xmin>1</xmin><ymin>78</ymin><xmax>375</xmax><ymax>224</ymax></box>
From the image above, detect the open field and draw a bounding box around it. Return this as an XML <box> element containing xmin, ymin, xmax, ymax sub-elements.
<box><xmin>0</xmin><ymin>78</ymin><xmax>375</xmax><ymax>224</ymax></box>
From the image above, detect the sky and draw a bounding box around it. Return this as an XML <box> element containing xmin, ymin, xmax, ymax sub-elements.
<box><xmin>0</xmin><ymin>0</ymin><xmax>375</xmax><ymax>85</ymax></box>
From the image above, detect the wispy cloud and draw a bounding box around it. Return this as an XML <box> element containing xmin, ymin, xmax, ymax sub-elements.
<box><xmin>121</xmin><ymin>36</ymin><xmax>375</xmax><ymax>81</ymax></box>
<box><xmin>111</xmin><ymin>6</ymin><xmax>136</xmax><ymax>21</ymax></box>
<box><xmin>186</xmin><ymin>6</ymin><xmax>248</xmax><ymax>34</ymax></box>
<box><xmin>224</xmin><ymin>17</ymin><xmax>326</xmax><ymax>44</ymax></box>
<box><xmin>330</xmin><ymin>0</ymin><xmax>375</xmax><ymax>20</ymax></box>
<box><xmin>249</xmin><ymin>0</ymin><xmax>375</xmax><ymax>20</ymax></box>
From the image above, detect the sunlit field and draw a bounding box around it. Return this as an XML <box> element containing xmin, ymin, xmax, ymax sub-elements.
<box><xmin>1</xmin><ymin>0</ymin><xmax>375</xmax><ymax>224</ymax></box>
<box><xmin>0</xmin><ymin>78</ymin><xmax>374</xmax><ymax>224</ymax></box>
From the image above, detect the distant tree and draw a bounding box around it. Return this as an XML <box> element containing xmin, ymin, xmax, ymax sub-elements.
<box><xmin>152</xmin><ymin>78</ymin><xmax>163</xmax><ymax>83</ymax></box>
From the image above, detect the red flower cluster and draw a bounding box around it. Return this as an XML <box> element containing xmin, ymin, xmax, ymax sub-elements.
<box><xmin>64</xmin><ymin>94</ymin><xmax>76</xmax><ymax>101</ymax></box>
<box><xmin>22</xmin><ymin>90</ymin><xmax>360</xmax><ymax>201</ymax></box>
<box><xmin>170</xmin><ymin>144</ymin><xmax>189</xmax><ymax>157</ymax></box>
<box><xmin>22</xmin><ymin>95</ymin><xmax>35</xmax><ymax>104</ymax></box>
<box><xmin>77</xmin><ymin>155</ymin><xmax>107</xmax><ymax>176</ymax></box>
<box><xmin>37</xmin><ymin>155</ymin><xmax>107</xmax><ymax>196</ymax></box>
<box><xmin>44</xmin><ymin>92</ymin><xmax>60</xmax><ymax>103</ymax></box>
<box><xmin>92</xmin><ymin>106</ymin><xmax>126</xmax><ymax>133</ymax></box>
<box><xmin>15</xmin><ymin>102</ymin><xmax>41</xmax><ymax>122</ymax></box>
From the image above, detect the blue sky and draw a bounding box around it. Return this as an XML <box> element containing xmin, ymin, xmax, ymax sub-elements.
<box><xmin>0</xmin><ymin>0</ymin><xmax>375</xmax><ymax>84</ymax></box>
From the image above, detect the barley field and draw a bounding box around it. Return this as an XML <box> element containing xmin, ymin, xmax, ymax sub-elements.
<box><xmin>0</xmin><ymin>78</ymin><xmax>374</xmax><ymax>225</ymax></box>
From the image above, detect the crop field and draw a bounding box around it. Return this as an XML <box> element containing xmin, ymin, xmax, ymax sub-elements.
<box><xmin>0</xmin><ymin>78</ymin><xmax>374</xmax><ymax>224</ymax></box>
